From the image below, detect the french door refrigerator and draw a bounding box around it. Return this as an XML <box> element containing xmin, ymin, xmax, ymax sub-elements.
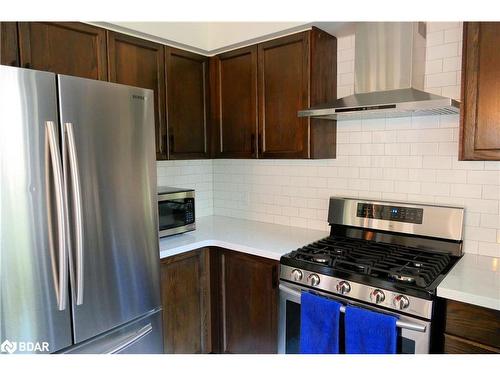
<box><xmin>0</xmin><ymin>65</ymin><xmax>163</xmax><ymax>354</ymax></box>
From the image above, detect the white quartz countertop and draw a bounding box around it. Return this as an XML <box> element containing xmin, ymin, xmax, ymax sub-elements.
<box><xmin>159</xmin><ymin>215</ymin><xmax>329</xmax><ymax>261</ymax></box>
<box><xmin>437</xmin><ymin>253</ymin><xmax>500</xmax><ymax>311</ymax></box>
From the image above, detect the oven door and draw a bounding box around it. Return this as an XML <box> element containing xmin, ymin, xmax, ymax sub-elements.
<box><xmin>278</xmin><ymin>281</ymin><xmax>431</xmax><ymax>354</ymax></box>
<box><xmin>158</xmin><ymin>191</ymin><xmax>195</xmax><ymax>237</ymax></box>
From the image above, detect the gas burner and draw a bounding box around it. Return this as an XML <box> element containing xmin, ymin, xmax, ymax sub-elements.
<box><xmin>391</xmin><ymin>274</ymin><xmax>416</xmax><ymax>283</ymax></box>
<box><xmin>312</xmin><ymin>255</ymin><xmax>329</xmax><ymax>263</ymax></box>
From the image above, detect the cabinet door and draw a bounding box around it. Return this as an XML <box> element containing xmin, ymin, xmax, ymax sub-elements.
<box><xmin>444</xmin><ymin>299</ymin><xmax>500</xmax><ymax>349</ymax></box>
<box><xmin>107</xmin><ymin>31</ymin><xmax>167</xmax><ymax>160</ymax></box>
<box><xmin>18</xmin><ymin>22</ymin><xmax>107</xmax><ymax>80</ymax></box>
<box><xmin>214</xmin><ymin>46</ymin><xmax>258</xmax><ymax>158</ymax></box>
<box><xmin>444</xmin><ymin>334</ymin><xmax>500</xmax><ymax>354</ymax></box>
<box><xmin>258</xmin><ymin>32</ymin><xmax>310</xmax><ymax>158</ymax></box>
<box><xmin>166</xmin><ymin>47</ymin><xmax>209</xmax><ymax>159</ymax></box>
<box><xmin>0</xmin><ymin>22</ymin><xmax>19</xmax><ymax>66</ymax></box>
<box><xmin>160</xmin><ymin>249</ymin><xmax>212</xmax><ymax>353</ymax></box>
<box><xmin>460</xmin><ymin>22</ymin><xmax>500</xmax><ymax>160</ymax></box>
<box><xmin>219</xmin><ymin>250</ymin><xmax>278</xmax><ymax>353</ymax></box>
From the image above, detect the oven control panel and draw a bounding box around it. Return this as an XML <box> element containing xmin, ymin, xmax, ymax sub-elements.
<box><xmin>356</xmin><ymin>203</ymin><xmax>423</xmax><ymax>224</ymax></box>
<box><xmin>279</xmin><ymin>265</ymin><xmax>433</xmax><ymax>320</ymax></box>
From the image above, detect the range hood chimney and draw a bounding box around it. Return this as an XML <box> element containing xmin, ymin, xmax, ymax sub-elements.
<box><xmin>299</xmin><ymin>22</ymin><xmax>460</xmax><ymax>120</ymax></box>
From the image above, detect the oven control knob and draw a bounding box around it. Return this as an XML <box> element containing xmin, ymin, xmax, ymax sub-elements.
<box><xmin>370</xmin><ymin>289</ymin><xmax>385</xmax><ymax>304</ymax></box>
<box><xmin>307</xmin><ymin>273</ymin><xmax>320</xmax><ymax>287</ymax></box>
<box><xmin>336</xmin><ymin>280</ymin><xmax>351</xmax><ymax>295</ymax></box>
<box><xmin>394</xmin><ymin>295</ymin><xmax>410</xmax><ymax>310</ymax></box>
<box><xmin>291</xmin><ymin>269</ymin><xmax>303</xmax><ymax>282</ymax></box>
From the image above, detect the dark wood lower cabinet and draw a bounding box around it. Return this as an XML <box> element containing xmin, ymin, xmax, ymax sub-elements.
<box><xmin>444</xmin><ymin>333</ymin><xmax>500</xmax><ymax>354</ymax></box>
<box><xmin>160</xmin><ymin>247</ymin><xmax>279</xmax><ymax>354</ymax></box>
<box><xmin>218</xmin><ymin>249</ymin><xmax>279</xmax><ymax>354</ymax></box>
<box><xmin>442</xmin><ymin>299</ymin><xmax>500</xmax><ymax>354</ymax></box>
<box><xmin>160</xmin><ymin>249</ymin><xmax>212</xmax><ymax>353</ymax></box>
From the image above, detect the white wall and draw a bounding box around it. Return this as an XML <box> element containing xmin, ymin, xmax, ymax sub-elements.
<box><xmin>158</xmin><ymin>22</ymin><xmax>500</xmax><ymax>257</ymax></box>
<box><xmin>108</xmin><ymin>22</ymin><xmax>308</xmax><ymax>54</ymax></box>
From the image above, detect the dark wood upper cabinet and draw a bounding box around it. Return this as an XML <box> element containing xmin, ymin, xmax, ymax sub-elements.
<box><xmin>107</xmin><ymin>31</ymin><xmax>167</xmax><ymax>160</ymax></box>
<box><xmin>258</xmin><ymin>27</ymin><xmax>337</xmax><ymax>159</ymax></box>
<box><xmin>160</xmin><ymin>249</ymin><xmax>212</xmax><ymax>354</ymax></box>
<box><xmin>166</xmin><ymin>47</ymin><xmax>209</xmax><ymax>159</ymax></box>
<box><xmin>213</xmin><ymin>46</ymin><xmax>258</xmax><ymax>158</ymax></box>
<box><xmin>17</xmin><ymin>22</ymin><xmax>107</xmax><ymax>80</ymax></box>
<box><xmin>218</xmin><ymin>250</ymin><xmax>278</xmax><ymax>354</ymax></box>
<box><xmin>258</xmin><ymin>31</ymin><xmax>310</xmax><ymax>158</ymax></box>
<box><xmin>460</xmin><ymin>22</ymin><xmax>500</xmax><ymax>160</ymax></box>
<box><xmin>0</xmin><ymin>22</ymin><xmax>19</xmax><ymax>66</ymax></box>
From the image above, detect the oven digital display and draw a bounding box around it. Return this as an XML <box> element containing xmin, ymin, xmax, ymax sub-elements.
<box><xmin>356</xmin><ymin>203</ymin><xmax>423</xmax><ymax>224</ymax></box>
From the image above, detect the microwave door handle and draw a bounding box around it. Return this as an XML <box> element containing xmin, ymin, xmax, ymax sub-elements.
<box><xmin>65</xmin><ymin>122</ymin><xmax>84</xmax><ymax>305</ymax></box>
<box><xmin>278</xmin><ymin>283</ymin><xmax>426</xmax><ymax>333</ymax></box>
<box><xmin>46</xmin><ymin>121</ymin><xmax>68</xmax><ymax>311</ymax></box>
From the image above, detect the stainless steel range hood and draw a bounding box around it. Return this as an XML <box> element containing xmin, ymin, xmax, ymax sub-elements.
<box><xmin>299</xmin><ymin>22</ymin><xmax>460</xmax><ymax>120</ymax></box>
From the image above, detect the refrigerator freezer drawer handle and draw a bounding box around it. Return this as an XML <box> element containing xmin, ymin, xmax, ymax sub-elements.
<box><xmin>106</xmin><ymin>323</ymin><xmax>153</xmax><ymax>354</ymax></box>
<box><xmin>46</xmin><ymin>121</ymin><xmax>68</xmax><ymax>311</ymax></box>
<box><xmin>65</xmin><ymin>122</ymin><xmax>84</xmax><ymax>306</ymax></box>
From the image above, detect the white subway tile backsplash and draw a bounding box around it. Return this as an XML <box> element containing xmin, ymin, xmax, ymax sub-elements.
<box><xmin>425</xmin><ymin>59</ymin><xmax>443</xmax><ymax>74</ymax></box>
<box><xmin>420</xmin><ymin>182</ymin><xmax>450</xmax><ymax>196</ymax></box>
<box><xmin>444</xmin><ymin>27</ymin><xmax>463</xmax><ymax>43</ymax></box>
<box><xmin>442</xmin><ymin>56</ymin><xmax>461</xmax><ymax>72</ymax></box>
<box><xmin>477</xmin><ymin>242</ymin><xmax>500</xmax><ymax>258</ymax></box>
<box><xmin>450</xmin><ymin>184</ymin><xmax>483</xmax><ymax>199</ymax></box>
<box><xmin>422</xmin><ymin>156</ymin><xmax>453</xmax><ymax>170</ymax></box>
<box><xmin>427</xmin><ymin>22</ymin><xmax>460</xmax><ymax>32</ymax></box>
<box><xmin>467</xmin><ymin>171</ymin><xmax>500</xmax><ymax>185</ymax></box>
<box><xmin>426</xmin><ymin>42</ymin><xmax>458</xmax><ymax>60</ymax></box>
<box><xmin>426</xmin><ymin>31</ymin><xmax>444</xmax><ymax>47</ymax></box>
<box><xmin>425</xmin><ymin>71</ymin><xmax>457</xmax><ymax>88</ymax></box>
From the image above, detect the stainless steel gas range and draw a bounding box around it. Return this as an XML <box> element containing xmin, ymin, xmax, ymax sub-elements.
<box><xmin>278</xmin><ymin>197</ymin><xmax>464</xmax><ymax>354</ymax></box>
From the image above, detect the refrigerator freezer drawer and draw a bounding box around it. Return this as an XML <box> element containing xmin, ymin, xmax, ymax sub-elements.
<box><xmin>60</xmin><ymin>308</ymin><xmax>163</xmax><ymax>354</ymax></box>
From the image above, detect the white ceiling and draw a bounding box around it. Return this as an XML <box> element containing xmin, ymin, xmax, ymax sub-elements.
<box><xmin>90</xmin><ymin>21</ymin><xmax>355</xmax><ymax>55</ymax></box>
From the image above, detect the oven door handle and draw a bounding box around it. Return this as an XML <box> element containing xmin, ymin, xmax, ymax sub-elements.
<box><xmin>279</xmin><ymin>284</ymin><xmax>427</xmax><ymax>333</ymax></box>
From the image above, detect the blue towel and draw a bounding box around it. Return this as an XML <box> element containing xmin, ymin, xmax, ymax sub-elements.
<box><xmin>345</xmin><ymin>305</ymin><xmax>398</xmax><ymax>354</ymax></box>
<box><xmin>300</xmin><ymin>292</ymin><xmax>341</xmax><ymax>354</ymax></box>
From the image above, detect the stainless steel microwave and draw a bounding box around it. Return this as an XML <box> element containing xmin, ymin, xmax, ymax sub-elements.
<box><xmin>158</xmin><ymin>187</ymin><xmax>195</xmax><ymax>237</ymax></box>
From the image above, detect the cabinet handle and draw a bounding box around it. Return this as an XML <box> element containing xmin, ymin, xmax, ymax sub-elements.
<box><xmin>169</xmin><ymin>134</ymin><xmax>174</xmax><ymax>151</ymax></box>
<box><xmin>272</xmin><ymin>265</ymin><xmax>278</xmax><ymax>289</ymax></box>
<box><xmin>258</xmin><ymin>134</ymin><xmax>263</xmax><ymax>155</ymax></box>
<box><xmin>251</xmin><ymin>134</ymin><xmax>256</xmax><ymax>156</ymax></box>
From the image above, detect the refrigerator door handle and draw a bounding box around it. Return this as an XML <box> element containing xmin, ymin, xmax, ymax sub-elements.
<box><xmin>106</xmin><ymin>323</ymin><xmax>153</xmax><ymax>354</ymax></box>
<box><xmin>46</xmin><ymin>121</ymin><xmax>68</xmax><ymax>311</ymax></box>
<box><xmin>65</xmin><ymin>122</ymin><xmax>84</xmax><ymax>305</ymax></box>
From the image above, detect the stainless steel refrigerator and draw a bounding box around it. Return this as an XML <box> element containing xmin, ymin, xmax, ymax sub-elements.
<box><xmin>0</xmin><ymin>65</ymin><xmax>163</xmax><ymax>354</ymax></box>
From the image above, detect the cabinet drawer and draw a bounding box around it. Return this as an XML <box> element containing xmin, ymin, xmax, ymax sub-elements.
<box><xmin>444</xmin><ymin>334</ymin><xmax>500</xmax><ymax>354</ymax></box>
<box><xmin>445</xmin><ymin>300</ymin><xmax>500</xmax><ymax>349</ymax></box>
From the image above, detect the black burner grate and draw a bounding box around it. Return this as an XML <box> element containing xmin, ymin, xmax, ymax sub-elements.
<box><xmin>288</xmin><ymin>236</ymin><xmax>451</xmax><ymax>288</ymax></box>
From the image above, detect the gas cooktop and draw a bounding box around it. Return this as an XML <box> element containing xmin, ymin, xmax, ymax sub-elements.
<box><xmin>281</xmin><ymin>235</ymin><xmax>458</xmax><ymax>297</ymax></box>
